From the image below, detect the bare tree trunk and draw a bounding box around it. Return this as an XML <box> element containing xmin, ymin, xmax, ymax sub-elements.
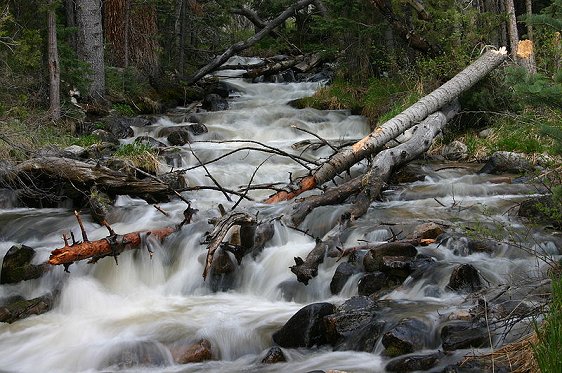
<box><xmin>76</xmin><ymin>0</ymin><xmax>105</xmax><ymax>99</ymax></box>
<box><xmin>48</xmin><ymin>0</ymin><xmax>61</xmax><ymax>121</ymax></box>
<box><xmin>187</xmin><ymin>0</ymin><xmax>316</xmax><ymax>85</ymax></box>
<box><xmin>505</xmin><ymin>0</ymin><xmax>519</xmax><ymax>59</ymax></box>
<box><xmin>64</xmin><ymin>0</ymin><xmax>77</xmax><ymax>51</ymax></box>
<box><xmin>265</xmin><ymin>48</ymin><xmax>507</xmax><ymax>204</ymax></box>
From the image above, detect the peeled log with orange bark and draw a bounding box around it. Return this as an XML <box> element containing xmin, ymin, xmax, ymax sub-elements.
<box><xmin>48</xmin><ymin>227</ymin><xmax>177</xmax><ymax>266</ymax></box>
<box><xmin>265</xmin><ymin>48</ymin><xmax>507</xmax><ymax>204</ymax></box>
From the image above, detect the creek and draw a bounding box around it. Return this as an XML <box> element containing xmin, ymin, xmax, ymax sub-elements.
<box><xmin>0</xmin><ymin>63</ymin><xmax>558</xmax><ymax>373</ymax></box>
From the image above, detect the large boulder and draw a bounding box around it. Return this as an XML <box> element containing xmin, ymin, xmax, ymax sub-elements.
<box><xmin>440</xmin><ymin>321</ymin><xmax>489</xmax><ymax>351</ymax></box>
<box><xmin>272</xmin><ymin>302</ymin><xmax>335</xmax><ymax>348</ymax></box>
<box><xmin>202</xmin><ymin>94</ymin><xmax>229</xmax><ymax>111</ymax></box>
<box><xmin>1</xmin><ymin>244</ymin><xmax>47</xmax><ymax>284</ymax></box>
<box><xmin>357</xmin><ymin>272</ymin><xmax>388</xmax><ymax>296</ymax></box>
<box><xmin>447</xmin><ymin>264</ymin><xmax>482</xmax><ymax>293</ymax></box>
<box><xmin>478</xmin><ymin>151</ymin><xmax>533</xmax><ymax>174</ymax></box>
<box><xmin>324</xmin><ymin>296</ymin><xmax>384</xmax><ymax>352</ymax></box>
<box><xmin>382</xmin><ymin>318</ymin><xmax>430</xmax><ymax>357</ymax></box>
<box><xmin>167</xmin><ymin>129</ymin><xmax>191</xmax><ymax>146</ymax></box>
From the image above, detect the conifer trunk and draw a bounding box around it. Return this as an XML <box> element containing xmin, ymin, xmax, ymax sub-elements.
<box><xmin>48</xmin><ymin>0</ymin><xmax>61</xmax><ymax>121</ymax></box>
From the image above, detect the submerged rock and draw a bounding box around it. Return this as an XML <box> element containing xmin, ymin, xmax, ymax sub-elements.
<box><xmin>0</xmin><ymin>293</ymin><xmax>54</xmax><ymax>323</ymax></box>
<box><xmin>440</xmin><ymin>321</ymin><xmax>489</xmax><ymax>351</ymax></box>
<box><xmin>167</xmin><ymin>129</ymin><xmax>191</xmax><ymax>146</ymax></box>
<box><xmin>102</xmin><ymin>340</ymin><xmax>171</xmax><ymax>368</ymax></box>
<box><xmin>202</xmin><ymin>94</ymin><xmax>229</xmax><ymax>111</ymax></box>
<box><xmin>1</xmin><ymin>244</ymin><xmax>47</xmax><ymax>284</ymax></box>
<box><xmin>272</xmin><ymin>302</ymin><xmax>335</xmax><ymax>348</ymax></box>
<box><xmin>330</xmin><ymin>262</ymin><xmax>360</xmax><ymax>295</ymax></box>
<box><xmin>386</xmin><ymin>351</ymin><xmax>443</xmax><ymax>372</ymax></box>
<box><xmin>382</xmin><ymin>318</ymin><xmax>431</xmax><ymax>357</ymax></box>
<box><xmin>447</xmin><ymin>264</ymin><xmax>482</xmax><ymax>293</ymax></box>
<box><xmin>171</xmin><ymin>339</ymin><xmax>212</xmax><ymax>364</ymax></box>
<box><xmin>261</xmin><ymin>346</ymin><xmax>286</xmax><ymax>364</ymax></box>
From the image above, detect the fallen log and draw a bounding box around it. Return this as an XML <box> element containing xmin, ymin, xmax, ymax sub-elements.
<box><xmin>243</xmin><ymin>55</ymin><xmax>306</xmax><ymax>79</ymax></box>
<box><xmin>187</xmin><ymin>0</ymin><xmax>316</xmax><ymax>85</ymax></box>
<box><xmin>265</xmin><ymin>48</ymin><xmax>507</xmax><ymax>204</ymax></box>
<box><xmin>48</xmin><ymin>226</ymin><xmax>178</xmax><ymax>267</ymax></box>
<box><xmin>290</xmin><ymin>103</ymin><xmax>457</xmax><ymax>226</ymax></box>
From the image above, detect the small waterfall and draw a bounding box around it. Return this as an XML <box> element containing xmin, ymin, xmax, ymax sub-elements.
<box><xmin>0</xmin><ymin>60</ymin><xmax>558</xmax><ymax>372</ymax></box>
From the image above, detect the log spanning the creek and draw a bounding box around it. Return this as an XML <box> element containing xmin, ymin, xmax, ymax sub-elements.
<box><xmin>265</xmin><ymin>48</ymin><xmax>508</xmax><ymax>204</ymax></box>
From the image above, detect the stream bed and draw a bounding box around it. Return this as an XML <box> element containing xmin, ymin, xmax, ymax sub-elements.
<box><xmin>0</xmin><ymin>66</ymin><xmax>559</xmax><ymax>373</ymax></box>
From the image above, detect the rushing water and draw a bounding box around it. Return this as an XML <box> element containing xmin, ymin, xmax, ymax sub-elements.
<box><xmin>0</xmin><ymin>66</ymin><xmax>559</xmax><ymax>373</ymax></box>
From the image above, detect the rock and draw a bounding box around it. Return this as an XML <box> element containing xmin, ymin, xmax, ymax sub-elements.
<box><xmin>386</xmin><ymin>352</ymin><xmax>443</xmax><ymax>372</ymax></box>
<box><xmin>0</xmin><ymin>293</ymin><xmax>54</xmax><ymax>323</ymax></box>
<box><xmin>382</xmin><ymin>318</ymin><xmax>430</xmax><ymax>357</ymax></box>
<box><xmin>380</xmin><ymin>256</ymin><xmax>416</xmax><ymax>281</ymax></box>
<box><xmin>363</xmin><ymin>243</ymin><xmax>417</xmax><ymax>272</ymax></box>
<box><xmin>330</xmin><ymin>262</ymin><xmax>360</xmax><ymax>295</ymax></box>
<box><xmin>159</xmin><ymin>172</ymin><xmax>187</xmax><ymax>191</ymax></box>
<box><xmin>438</xmin><ymin>234</ymin><xmax>471</xmax><ymax>256</ymax></box>
<box><xmin>167</xmin><ymin>129</ymin><xmax>191</xmax><ymax>146</ymax></box>
<box><xmin>261</xmin><ymin>346</ymin><xmax>286</xmax><ymax>364</ymax></box>
<box><xmin>160</xmin><ymin>148</ymin><xmax>183</xmax><ymax>167</ymax></box>
<box><xmin>135</xmin><ymin>135</ymin><xmax>166</xmax><ymax>148</ymax></box>
<box><xmin>86</xmin><ymin>142</ymin><xmax>119</xmax><ymax>158</ymax></box>
<box><xmin>202</xmin><ymin>94</ymin><xmax>229</xmax><ymax>111</ymax></box>
<box><xmin>413</xmin><ymin>222</ymin><xmax>445</xmax><ymax>240</ymax></box>
<box><xmin>357</xmin><ymin>272</ymin><xmax>388</xmax><ymax>296</ymax></box>
<box><xmin>209</xmin><ymin>249</ymin><xmax>236</xmax><ymax>292</ymax></box>
<box><xmin>447</xmin><ymin>264</ymin><xmax>482</xmax><ymax>293</ymax></box>
<box><xmin>478</xmin><ymin>151</ymin><xmax>533</xmax><ymax>174</ymax></box>
<box><xmin>92</xmin><ymin>129</ymin><xmax>119</xmax><ymax>144</ymax></box>
<box><xmin>440</xmin><ymin>321</ymin><xmax>489</xmax><ymax>351</ymax></box>
<box><xmin>63</xmin><ymin>145</ymin><xmax>87</xmax><ymax>159</ymax></box>
<box><xmin>102</xmin><ymin>340</ymin><xmax>170</xmax><ymax>368</ymax></box>
<box><xmin>478</xmin><ymin>128</ymin><xmax>492</xmax><ymax>138</ymax></box>
<box><xmin>107</xmin><ymin>117</ymin><xmax>149</xmax><ymax>139</ymax></box>
<box><xmin>171</xmin><ymin>339</ymin><xmax>212</xmax><ymax>364</ymax></box>
<box><xmin>188</xmin><ymin>123</ymin><xmax>208</xmax><ymax>136</ymax></box>
<box><xmin>324</xmin><ymin>296</ymin><xmax>384</xmax><ymax>352</ymax></box>
<box><xmin>1</xmin><ymin>244</ymin><xmax>47</xmax><ymax>284</ymax></box>
<box><xmin>442</xmin><ymin>140</ymin><xmax>468</xmax><ymax>161</ymax></box>
<box><xmin>88</xmin><ymin>189</ymin><xmax>112</xmax><ymax>225</ymax></box>
<box><xmin>250</xmin><ymin>222</ymin><xmax>275</xmax><ymax>258</ymax></box>
<box><xmin>272</xmin><ymin>302</ymin><xmax>335</xmax><ymax>348</ymax></box>
<box><xmin>518</xmin><ymin>195</ymin><xmax>561</xmax><ymax>229</ymax></box>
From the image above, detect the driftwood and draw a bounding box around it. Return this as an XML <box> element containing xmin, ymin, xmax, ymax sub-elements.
<box><xmin>187</xmin><ymin>0</ymin><xmax>317</xmax><ymax>85</ymax></box>
<box><xmin>2</xmin><ymin>157</ymin><xmax>184</xmax><ymax>203</ymax></box>
<box><xmin>265</xmin><ymin>48</ymin><xmax>507</xmax><ymax>204</ymax></box>
<box><xmin>202</xmin><ymin>211</ymin><xmax>257</xmax><ymax>279</ymax></box>
<box><xmin>243</xmin><ymin>55</ymin><xmax>306</xmax><ymax>79</ymax></box>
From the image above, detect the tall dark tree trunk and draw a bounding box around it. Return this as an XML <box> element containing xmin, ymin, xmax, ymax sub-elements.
<box><xmin>48</xmin><ymin>0</ymin><xmax>61</xmax><ymax>121</ymax></box>
<box><xmin>64</xmin><ymin>0</ymin><xmax>77</xmax><ymax>51</ymax></box>
<box><xmin>505</xmin><ymin>0</ymin><xmax>519</xmax><ymax>58</ymax></box>
<box><xmin>76</xmin><ymin>0</ymin><xmax>105</xmax><ymax>100</ymax></box>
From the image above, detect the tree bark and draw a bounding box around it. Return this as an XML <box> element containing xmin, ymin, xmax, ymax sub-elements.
<box><xmin>242</xmin><ymin>55</ymin><xmax>306</xmax><ymax>79</ymax></box>
<box><xmin>265</xmin><ymin>48</ymin><xmax>507</xmax><ymax>204</ymax></box>
<box><xmin>505</xmin><ymin>0</ymin><xmax>519</xmax><ymax>59</ymax></box>
<box><xmin>48</xmin><ymin>0</ymin><xmax>61</xmax><ymax>121</ymax></box>
<box><xmin>48</xmin><ymin>226</ymin><xmax>178</xmax><ymax>266</ymax></box>
<box><xmin>76</xmin><ymin>0</ymin><xmax>105</xmax><ymax>99</ymax></box>
<box><xmin>187</xmin><ymin>0</ymin><xmax>316</xmax><ymax>85</ymax></box>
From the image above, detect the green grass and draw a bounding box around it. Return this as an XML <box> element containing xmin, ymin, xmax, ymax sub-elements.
<box><xmin>114</xmin><ymin>143</ymin><xmax>159</xmax><ymax>173</ymax></box>
<box><xmin>533</xmin><ymin>273</ymin><xmax>562</xmax><ymax>372</ymax></box>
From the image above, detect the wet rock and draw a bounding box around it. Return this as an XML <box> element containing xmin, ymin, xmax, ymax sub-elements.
<box><xmin>1</xmin><ymin>244</ymin><xmax>47</xmax><ymax>284</ymax></box>
<box><xmin>92</xmin><ymin>129</ymin><xmax>119</xmax><ymax>144</ymax></box>
<box><xmin>107</xmin><ymin>116</ymin><xmax>152</xmax><ymax>139</ymax></box>
<box><xmin>447</xmin><ymin>264</ymin><xmax>482</xmax><ymax>293</ymax></box>
<box><xmin>167</xmin><ymin>129</ymin><xmax>191</xmax><ymax>146</ymax></box>
<box><xmin>160</xmin><ymin>148</ymin><xmax>183</xmax><ymax>167</ymax></box>
<box><xmin>159</xmin><ymin>172</ymin><xmax>187</xmax><ymax>191</ymax></box>
<box><xmin>325</xmin><ymin>296</ymin><xmax>384</xmax><ymax>352</ymax></box>
<box><xmin>478</xmin><ymin>151</ymin><xmax>533</xmax><ymax>174</ymax></box>
<box><xmin>86</xmin><ymin>142</ymin><xmax>119</xmax><ymax>158</ymax></box>
<box><xmin>330</xmin><ymin>262</ymin><xmax>360</xmax><ymax>295</ymax></box>
<box><xmin>380</xmin><ymin>256</ymin><xmax>416</xmax><ymax>281</ymax></box>
<box><xmin>88</xmin><ymin>189</ymin><xmax>112</xmax><ymax>225</ymax></box>
<box><xmin>518</xmin><ymin>195</ymin><xmax>561</xmax><ymax>229</ymax></box>
<box><xmin>440</xmin><ymin>321</ymin><xmax>489</xmax><ymax>351</ymax></box>
<box><xmin>102</xmin><ymin>340</ymin><xmax>170</xmax><ymax>368</ymax></box>
<box><xmin>413</xmin><ymin>222</ymin><xmax>445</xmax><ymax>240</ymax></box>
<box><xmin>209</xmin><ymin>249</ymin><xmax>236</xmax><ymax>292</ymax></box>
<box><xmin>63</xmin><ymin>145</ymin><xmax>87</xmax><ymax>159</ymax></box>
<box><xmin>202</xmin><ymin>94</ymin><xmax>228</xmax><ymax>111</ymax></box>
<box><xmin>188</xmin><ymin>123</ymin><xmax>208</xmax><ymax>136</ymax></box>
<box><xmin>363</xmin><ymin>243</ymin><xmax>417</xmax><ymax>272</ymax></box>
<box><xmin>261</xmin><ymin>346</ymin><xmax>286</xmax><ymax>364</ymax></box>
<box><xmin>250</xmin><ymin>222</ymin><xmax>275</xmax><ymax>258</ymax></box>
<box><xmin>390</xmin><ymin>164</ymin><xmax>427</xmax><ymax>184</ymax></box>
<box><xmin>386</xmin><ymin>351</ymin><xmax>443</xmax><ymax>372</ymax></box>
<box><xmin>438</xmin><ymin>234</ymin><xmax>471</xmax><ymax>256</ymax></box>
<box><xmin>382</xmin><ymin>318</ymin><xmax>430</xmax><ymax>357</ymax></box>
<box><xmin>357</xmin><ymin>272</ymin><xmax>388</xmax><ymax>296</ymax></box>
<box><xmin>171</xmin><ymin>339</ymin><xmax>212</xmax><ymax>364</ymax></box>
<box><xmin>0</xmin><ymin>293</ymin><xmax>54</xmax><ymax>323</ymax></box>
<box><xmin>277</xmin><ymin>280</ymin><xmax>301</xmax><ymax>301</ymax></box>
<box><xmin>135</xmin><ymin>135</ymin><xmax>166</xmax><ymax>149</ymax></box>
<box><xmin>442</xmin><ymin>140</ymin><xmax>468</xmax><ymax>161</ymax></box>
<box><xmin>272</xmin><ymin>302</ymin><xmax>335</xmax><ymax>348</ymax></box>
